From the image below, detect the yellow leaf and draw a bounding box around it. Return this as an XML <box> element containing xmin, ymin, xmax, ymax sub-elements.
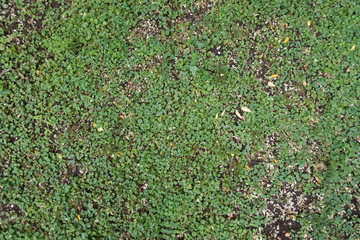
<box><xmin>315</xmin><ymin>176</ymin><xmax>320</xmax><ymax>184</ymax></box>
<box><xmin>283</xmin><ymin>37</ymin><xmax>289</xmax><ymax>43</ymax></box>
<box><xmin>274</xmin><ymin>159</ymin><xmax>278</xmax><ymax>164</ymax></box>
<box><xmin>170</xmin><ymin>142</ymin><xmax>173</xmax><ymax>147</ymax></box>
<box><xmin>92</xmin><ymin>123</ymin><xmax>97</xmax><ymax>127</ymax></box>
<box><xmin>246</xmin><ymin>166</ymin><xmax>250</xmax><ymax>171</ymax></box>
<box><xmin>268</xmin><ymin>81</ymin><xmax>275</xmax><ymax>87</ymax></box>
<box><xmin>120</xmin><ymin>115</ymin><xmax>125</xmax><ymax>119</ymax></box>
<box><xmin>111</xmin><ymin>154</ymin><xmax>115</xmax><ymax>158</ymax></box>
<box><xmin>259</xmin><ymin>54</ymin><xmax>263</xmax><ymax>59</ymax></box>
<box><xmin>271</xmin><ymin>74</ymin><xmax>279</xmax><ymax>78</ymax></box>
<box><xmin>98</xmin><ymin>127</ymin><xmax>104</xmax><ymax>132</ymax></box>
<box><xmin>58</xmin><ymin>155</ymin><xmax>62</xmax><ymax>159</ymax></box>
<box><xmin>77</xmin><ymin>215</ymin><xmax>81</xmax><ymax>221</ymax></box>
<box><xmin>231</xmin><ymin>154</ymin><xmax>235</xmax><ymax>157</ymax></box>
<box><xmin>36</xmin><ymin>70</ymin><xmax>40</xmax><ymax>75</ymax></box>
<box><xmin>291</xmin><ymin>215</ymin><xmax>295</xmax><ymax>219</ymax></box>
<box><xmin>350</xmin><ymin>45</ymin><xmax>356</xmax><ymax>51</ymax></box>
<box><xmin>118</xmin><ymin>152</ymin><xmax>123</xmax><ymax>155</ymax></box>
<box><xmin>307</xmin><ymin>20</ymin><xmax>311</xmax><ymax>26</ymax></box>
<box><xmin>241</xmin><ymin>107</ymin><xmax>251</xmax><ymax>113</ymax></box>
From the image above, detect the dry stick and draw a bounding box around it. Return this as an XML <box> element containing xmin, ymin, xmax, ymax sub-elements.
<box><xmin>0</xmin><ymin>68</ymin><xmax>10</xmax><ymax>76</ymax></box>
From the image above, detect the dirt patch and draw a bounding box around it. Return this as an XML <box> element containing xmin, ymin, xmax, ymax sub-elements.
<box><xmin>0</xmin><ymin>0</ymin><xmax>70</xmax><ymax>39</ymax></box>
<box><xmin>260</xmin><ymin>181</ymin><xmax>319</xmax><ymax>239</ymax></box>
<box><xmin>0</xmin><ymin>202</ymin><xmax>23</xmax><ymax>220</ymax></box>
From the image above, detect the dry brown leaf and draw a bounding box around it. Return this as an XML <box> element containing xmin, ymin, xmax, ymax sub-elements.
<box><xmin>241</xmin><ymin>107</ymin><xmax>251</xmax><ymax>112</ymax></box>
<box><xmin>235</xmin><ymin>110</ymin><xmax>243</xmax><ymax>119</ymax></box>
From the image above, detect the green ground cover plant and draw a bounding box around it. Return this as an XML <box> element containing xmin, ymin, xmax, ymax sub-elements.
<box><xmin>1</xmin><ymin>0</ymin><xmax>359</xmax><ymax>239</ymax></box>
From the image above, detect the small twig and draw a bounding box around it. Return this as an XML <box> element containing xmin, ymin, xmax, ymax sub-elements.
<box><xmin>0</xmin><ymin>68</ymin><xmax>10</xmax><ymax>76</ymax></box>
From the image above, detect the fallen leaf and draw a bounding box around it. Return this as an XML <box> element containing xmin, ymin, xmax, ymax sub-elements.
<box><xmin>195</xmin><ymin>89</ymin><xmax>198</xmax><ymax>95</ymax></box>
<box><xmin>259</xmin><ymin>54</ymin><xmax>263</xmax><ymax>58</ymax></box>
<box><xmin>98</xmin><ymin>127</ymin><xmax>104</xmax><ymax>132</ymax></box>
<box><xmin>274</xmin><ymin>159</ymin><xmax>278</xmax><ymax>164</ymax></box>
<box><xmin>111</xmin><ymin>154</ymin><xmax>115</xmax><ymax>158</ymax></box>
<box><xmin>307</xmin><ymin>20</ymin><xmax>311</xmax><ymax>26</ymax></box>
<box><xmin>271</xmin><ymin>74</ymin><xmax>279</xmax><ymax>78</ymax></box>
<box><xmin>92</xmin><ymin>123</ymin><xmax>97</xmax><ymax>127</ymax></box>
<box><xmin>36</xmin><ymin>70</ymin><xmax>40</xmax><ymax>75</ymax></box>
<box><xmin>118</xmin><ymin>152</ymin><xmax>123</xmax><ymax>155</ymax></box>
<box><xmin>211</xmin><ymin>225</ymin><xmax>215</xmax><ymax>231</ymax></box>
<box><xmin>235</xmin><ymin>110</ymin><xmax>243</xmax><ymax>119</ymax></box>
<box><xmin>246</xmin><ymin>165</ymin><xmax>250</xmax><ymax>171</ymax></box>
<box><xmin>215</xmin><ymin>112</ymin><xmax>218</xmax><ymax>119</ymax></box>
<box><xmin>283</xmin><ymin>37</ymin><xmax>289</xmax><ymax>43</ymax></box>
<box><xmin>77</xmin><ymin>215</ymin><xmax>81</xmax><ymax>221</ymax></box>
<box><xmin>268</xmin><ymin>81</ymin><xmax>275</xmax><ymax>87</ymax></box>
<box><xmin>120</xmin><ymin>115</ymin><xmax>125</xmax><ymax>119</ymax></box>
<box><xmin>169</xmin><ymin>142</ymin><xmax>173</xmax><ymax>147</ymax></box>
<box><xmin>350</xmin><ymin>45</ymin><xmax>356</xmax><ymax>51</ymax></box>
<box><xmin>303</xmin><ymin>81</ymin><xmax>307</xmax><ymax>86</ymax></box>
<box><xmin>241</xmin><ymin>107</ymin><xmax>251</xmax><ymax>112</ymax></box>
<box><xmin>58</xmin><ymin>155</ymin><xmax>62</xmax><ymax>159</ymax></box>
<box><xmin>315</xmin><ymin>176</ymin><xmax>321</xmax><ymax>184</ymax></box>
<box><xmin>285</xmin><ymin>233</ymin><xmax>290</xmax><ymax>237</ymax></box>
<box><xmin>221</xmin><ymin>109</ymin><xmax>226</xmax><ymax>117</ymax></box>
<box><xmin>231</xmin><ymin>153</ymin><xmax>235</xmax><ymax>157</ymax></box>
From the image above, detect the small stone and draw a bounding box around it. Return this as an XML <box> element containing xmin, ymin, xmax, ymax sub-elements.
<box><xmin>315</xmin><ymin>163</ymin><xmax>327</xmax><ymax>172</ymax></box>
